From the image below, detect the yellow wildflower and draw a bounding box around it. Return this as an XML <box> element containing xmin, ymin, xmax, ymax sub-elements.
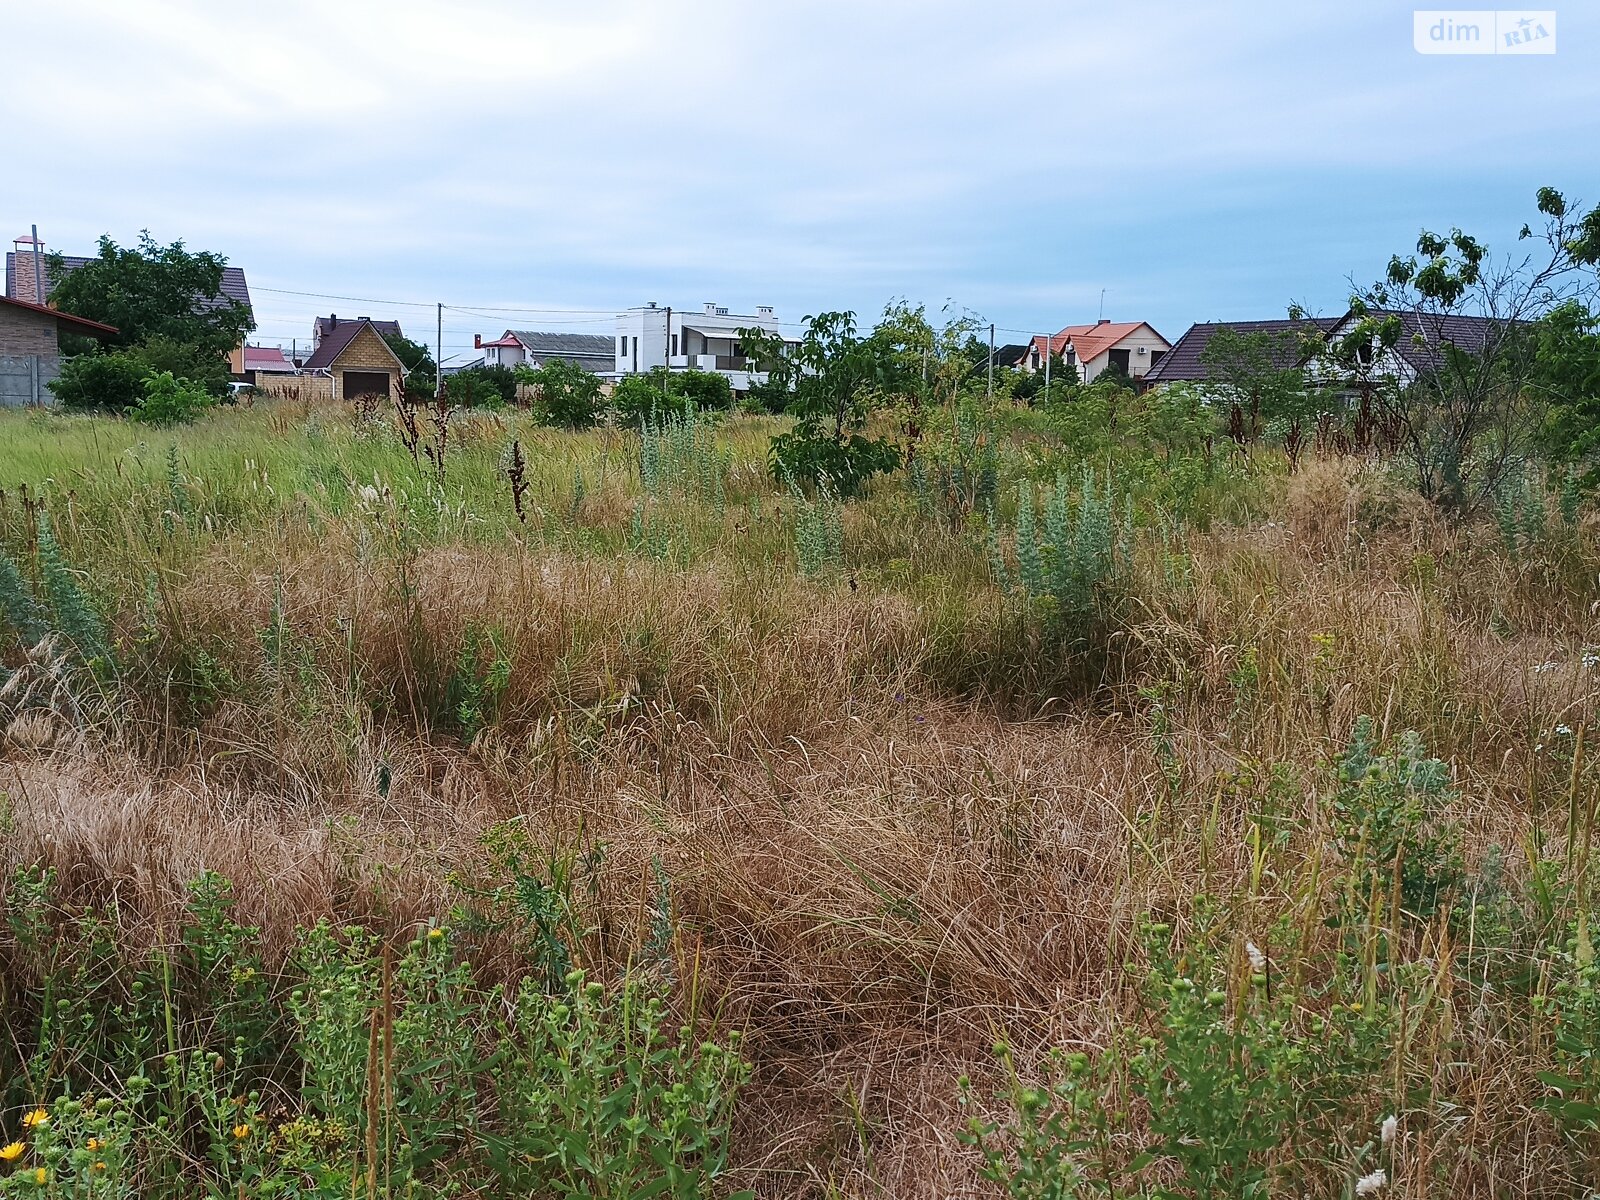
<box><xmin>0</xmin><ymin>1142</ymin><xmax>23</xmax><ymax>1162</ymax></box>
<box><xmin>20</xmin><ymin>1110</ymin><xmax>48</xmax><ymax>1129</ymax></box>
<box><xmin>86</xmin><ymin>1138</ymin><xmax>103</xmax><ymax>1152</ymax></box>
<box><xmin>428</xmin><ymin>927</ymin><xmax>444</xmax><ymax>941</ymax></box>
<box><xmin>33</xmin><ymin>1168</ymin><xmax>47</xmax><ymax>1184</ymax></box>
<box><xmin>93</xmin><ymin>1161</ymin><xmax>107</xmax><ymax>1172</ymax></box>
<box><xmin>232</xmin><ymin>1124</ymin><xmax>251</xmax><ymax>1141</ymax></box>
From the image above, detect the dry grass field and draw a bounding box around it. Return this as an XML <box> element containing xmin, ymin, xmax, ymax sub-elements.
<box><xmin>0</xmin><ymin>398</ymin><xmax>1597</xmax><ymax>1198</ymax></box>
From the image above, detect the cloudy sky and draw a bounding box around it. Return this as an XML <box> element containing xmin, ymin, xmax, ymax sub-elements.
<box><xmin>6</xmin><ymin>0</ymin><xmax>1597</xmax><ymax>363</ymax></box>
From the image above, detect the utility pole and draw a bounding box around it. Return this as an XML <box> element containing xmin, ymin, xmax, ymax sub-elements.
<box><xmin>987</xmin><ymin>322</ymin><xmax>995</xmax><ymax>399</ymax></box>
<box><xmin>30</xmin><ymin>224</ymin><xmax>44</xmax><ymax>304</ymax></box>
<box><xmin>435</xmin><ymin>302</ymin><xmax>443</xmax><ymax>401</ymax></box>
<box><xmin>1043</xmin><ymin>334</ymin><xmax>1051</xmax><ymax>400</ymax></box>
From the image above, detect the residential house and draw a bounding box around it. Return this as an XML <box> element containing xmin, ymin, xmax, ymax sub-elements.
<box><xmin>299</xmin><ymin>316</ymin><xmax>407</xmax><ymax>401</ymax></box>
<box><xmin>241</xmin><ymin>345</ymin><xmax>297</xmax><ymax>384</ymax></box>
<box><xmin>475</xmin><ymin>330</ymin><xmax>615</xmax><ymax>373</ymax></box>
<box><xmin>312</xmin><ymin>314</ymin><xmax>402</xmax><ymax>352</ymax></box>
<box><xmin>1024</xmin><ymin>320</ymin><xmax>1171</xmax><ymax>384</ymax></box>
<box><xmin>1310</xmin><ymin>307</ymin><xmax>1518</xmax><ymax>390</ymax></box>
<box><xmin>1141</xmin><ymin>317</ymin><xmax>1339</xmax><ymax>388</ymax></box>
<box><xmin>615</xmin><ymin>302</ymin><xmax>785</xmax><ymax>392</ymax></box>
<box><xmin>987</xmin><ymin>344</ymin><xmax>1031</xmax><ymax>371</ymax></box>
<box><xmin>0</xmin><ymin>295</ymin><xmax>118</xmax><ymax>406</ymax></box>
<box><xmin>7</xmin><ymin>233</ymin><xmax>255</xmax><ymax>370</ymax></box>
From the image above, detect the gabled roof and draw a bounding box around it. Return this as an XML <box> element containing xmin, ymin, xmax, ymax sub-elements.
<box><xmin>300</xmin><ymin>318</ymin><xmax>406</xmax><ymax>372</ymax></box>
<box><xmin>316</xmin><ymin>314</ymin><xmax>402</xmax><ymax>341</ymax></box>
<box><xmin>5</xmin><ymin>252</ymin><xmax>252</xmax><ymax>324</ymax></box>
<box><xmin>0</xmin><ymin>295</ymin><xmax>119</xmax><ymax>338</ymax></box>
<box><xmin>509</xmin><ymin>330</ymin><xmax>615</xmax><ymax>358</ymax></box>
<box><xmin>1142</xmin><ymin>317</ymin><xmax>1339</xmax><ymax>384</ymax></box>
<box><xmin>1324</xmin><ymin>307</ymin><xmax>1520</xmax><ymax>373</ymax></box>
<box><xmin>1058</xmin><ymin>320</ymin><xmax>1165</xmax><ymax>362</ymax></box>
<box><xmin>989</xmin><ymin>344</ymin><xmax>1030</xmax><ymax>369</ymax></box>
<box><xmin>1028</xmin><ymin>332</ymin><xmax>1072</xmax><ymax>362</ymax></box>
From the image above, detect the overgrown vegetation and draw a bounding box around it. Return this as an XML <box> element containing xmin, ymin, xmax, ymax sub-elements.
<box><xmin>3</xmin><ymin>185</ymin><xmax>1600</xmax><ymax>1197</ymax></box>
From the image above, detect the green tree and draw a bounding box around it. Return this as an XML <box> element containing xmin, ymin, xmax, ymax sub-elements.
<box><xmin>1533</xmin><ymin>301</ymin><xmax>1600</xmax><ymax>478</ymax></box>
<box><xmin>611</xmin><ymin>368</ymin><xmax>732</xmax><ymax>427</ymax></box>
<box><xmin>48</xmin><ymin>232</ymin><xmax>252</xmax><ymax>362</ymax></box>
<box><xmin>384</xmin><ymin>332</ymin><xmax>437</xmax><ymax>400</ymax></box>
<box><xmin>1200</xmin><ymin>324</ymin><xmax>1323</xmax><ymax>443</ymax></box>
<box><xmin>1318</xmin><ymin>187</ymin><xmax>1600</xmax><ymax>512</ymax></box>
<box><xmin>742</xmin><ymin>311</ymin><xmax>905</xmax><ymax>493</ymax></box>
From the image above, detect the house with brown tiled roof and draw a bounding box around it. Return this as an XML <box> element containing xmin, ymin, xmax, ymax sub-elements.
<box><xmin>7</xmin><ymin>233</ymin><xmax>255</xmax><ymax>372</ymax></box>
<box><xmin>1141</xmin><ymin>318</ymin><xmax>1339</xmax><ymax>387</ymax></box>
<box><xmin>1024</xmin><ymin>319</ymin><xmax>1171</xmax><ymax>384</ymax></box>
<box><xmin>299</xmin><ymin>316</ymin><xmax>407</xmax><ymax>401</ymax></box>
<box><xmin>312</xmin><ymin>313</ymin><xmax>402</xmax><ymax>351</ymax></box>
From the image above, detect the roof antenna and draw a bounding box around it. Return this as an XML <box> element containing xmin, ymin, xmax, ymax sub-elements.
<box><xmin>1098</xmin><ymin>288</ymin><xmax>1106</xmax><ymax>323</ymax></box>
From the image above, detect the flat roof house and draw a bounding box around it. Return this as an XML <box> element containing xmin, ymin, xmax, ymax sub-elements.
<box><xmin>616</xmin><ymin>302</ymin><xmax>785</xmax><ymax>392</ymax></box>
<box><xmin>299</xmin><ymin>316</ymin><xmax>407</xmax><ymax>401</ymax></box>
<box><xmin>0</xmin><ymin>295</ymin><xmax>118</xmax><ymax>406</ymax></box>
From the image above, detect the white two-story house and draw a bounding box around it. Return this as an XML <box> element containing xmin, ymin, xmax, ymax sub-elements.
<box><xmin>615</xmin><ymin>302</ymin><xmax>784</xmax><ymax>392</ymax></box>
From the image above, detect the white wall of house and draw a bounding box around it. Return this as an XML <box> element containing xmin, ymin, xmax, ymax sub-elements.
<box><xmin>1077</xmin><ymin>326</ymin><xmax>1172</xmax><ymax>383</ymax></box>
<box><xmin>615</xmin><ymin>303</ymin><xmax>782</xmax><ymax>389</ymax></box>
<box><xmin>483</xmin><ymin>342</ymin><xmax>526</xmax><ymax>368</ymax></box>
<box><xmin>1308</xmin><ymin>315</ymin><xmax>1420</xmax><ymax>388</ymax></box>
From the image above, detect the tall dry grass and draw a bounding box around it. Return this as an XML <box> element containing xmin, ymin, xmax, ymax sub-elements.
<box><xmin>1</xmin><ymin>406</ymin><xmax>1597</xmax><ymax>1196</ymax></box>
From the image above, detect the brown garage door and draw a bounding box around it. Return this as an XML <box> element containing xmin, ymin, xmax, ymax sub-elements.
<box><xmin>344</xmin><ymin>371</ymin><xmax>390</xmax><ymax>400</ymax></box>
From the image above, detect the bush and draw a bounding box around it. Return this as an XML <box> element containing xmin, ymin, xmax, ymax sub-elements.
<box><xmin>134</xmin><ymin>334</ymin><xmax>232</xmax><ymax>397</ymax></box>
<box><xmin>445</xmin><ymin>363</ymin><xmax>518</xmax><ymax>408</ymax></box>
<box><xmin>128</xmin><ymin>370</ymin><xmax>214</xmax><ymax>426</ymax></box>
<box><xmin>769</xmin><ymin>429</ymin><xmax>900</xmax><ymax>497</ymax></box>
<box><xmin>612</xmin><ymin>368</ymin><xmax>732</xmax><ymax>428</ymax></box>
<box><xmin>524</xmin><ymin>357</ymin><xmax>603</xmax><ymax>427</ymax></box>
<box><xmin>47</xmin><ymin>349</ymin><xmax>149</xmax><ymax>411</ymax></box>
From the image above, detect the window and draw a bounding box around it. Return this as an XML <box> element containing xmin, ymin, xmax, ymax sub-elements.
<box><xmin>1150</xmin><ymin>349</ymin><xmax>1166</xmax><ymax>368</ymax></box>
<box><xmin>671</xmin><ymin>334</ymin><xmax>679</xmax><ymax>357</ymax></box>
<box><xmin>1108</xmin><ymin>348</ymin><xmax>1131</xmax><ymax>373</ymax></box>
<box><xmin>617</xmin><ymin>336</ymin><xmax>626</xmax><ymax>357</ymax></box>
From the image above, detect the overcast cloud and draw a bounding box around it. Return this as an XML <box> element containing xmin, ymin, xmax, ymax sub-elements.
<box><xmin>6</xmin><ymin>0</ymin><xmax>1597</xmax><ymax>360</ymax></box>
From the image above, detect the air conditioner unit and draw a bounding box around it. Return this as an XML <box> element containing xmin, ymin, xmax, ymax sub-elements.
<box><xmin>1137</xmin><ymin>345</ymin><xmax>1147</xmax><ymax>355</ymax></box>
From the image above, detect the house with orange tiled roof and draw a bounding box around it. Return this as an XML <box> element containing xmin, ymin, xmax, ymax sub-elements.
<box><xmin>1024</xmin><ymin>319</ymin><xmax>1171</xmax><ymax>385</ymax></box>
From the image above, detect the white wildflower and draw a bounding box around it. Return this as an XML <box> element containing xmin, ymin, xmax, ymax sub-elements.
<box><xmin>1583</xmin><ymin>651</ymin><xmax>1599</xmax><ymax>670</ymax></box>
<box><xmin>358</xmin><ymin>484</ymin><xmax>381</xmax><ymax>506</ymax></box>
<box><xmin>1533</xmin><ymin>660</ymin><xmax>1561</xmax><ymax>674</ymax></box>
<box><xmin>1245</xmin><ymin>941</ymin><xmax>1267</xmax><ymax>973</ymax></box>
<box><xmin>1381</xmin><ymin>1114</ymin><xmax>1398</xmax><ymax>1145</ymax></box>
<box><xmin>1556</xmin><ymin>724</ymin><xmax>1574</xmax><ymax>736</ymax></box>
<box><xmin>1355</xmin><ymin>1168</ymin><xmax>1387</xmax><ymax>1196</ymax></box>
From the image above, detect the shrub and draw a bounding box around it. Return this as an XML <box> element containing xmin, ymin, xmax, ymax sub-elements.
<box><xmin>612</xmin><ymin>368</ymin><xmax>732</xmax><ymax>427</ymax></box>
<box><xmin>127</xmin><ymin>370</ymin><xmax>214</xmax><ymax>425</ymax></box>
<box><xmin>524</xmin><ymin>357</ymin><xmax>603</xmax><ymax>427</ymax></box>
<box><xmin>445</xmin><ymin>363</ymin><xmax>518</xmax><ymax>408</ymax></box>
<box><xmin>47</xmin><ymin>349</ymin><xmax>149</xmax><ymax>411</ymax></box>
